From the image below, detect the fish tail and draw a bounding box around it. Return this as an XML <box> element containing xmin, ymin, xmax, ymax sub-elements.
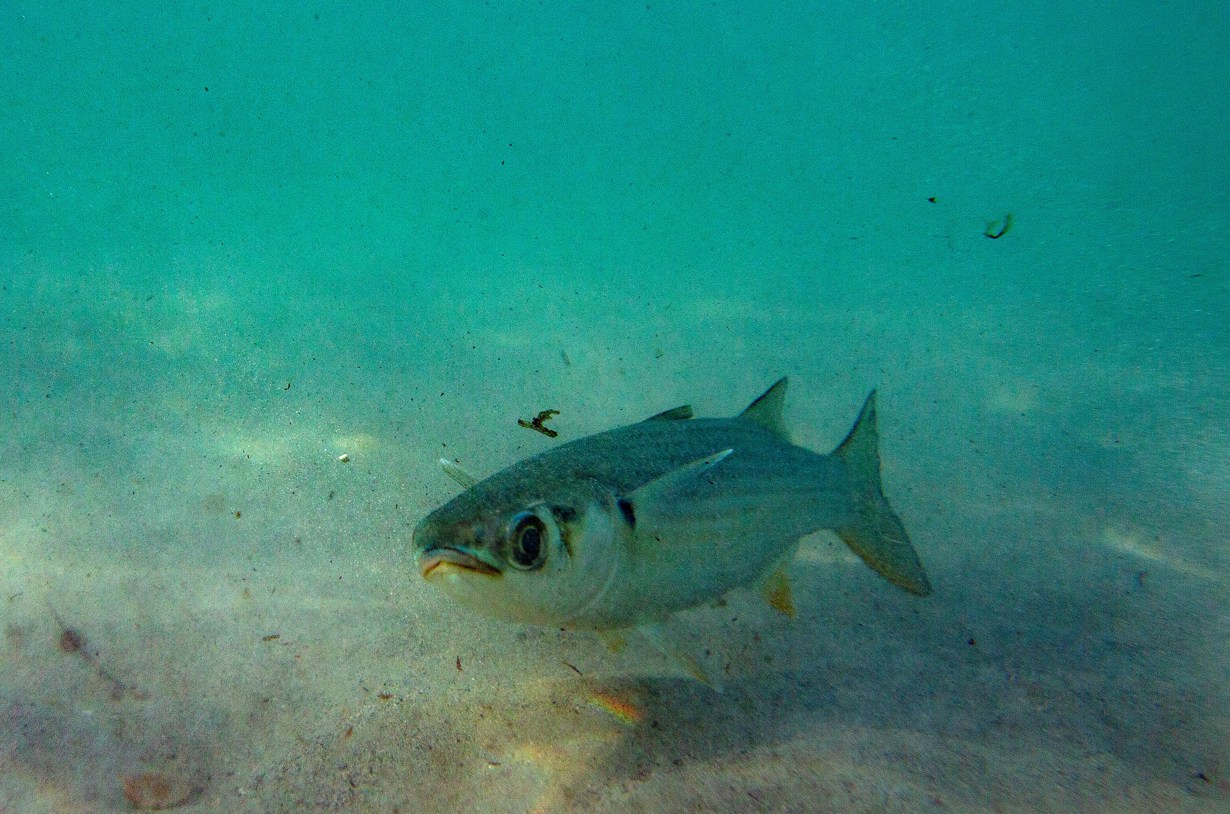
<box><xmin>832</xmin><ymin>391</ymin><xmax>932</xmax><ymax>596</ymax></box>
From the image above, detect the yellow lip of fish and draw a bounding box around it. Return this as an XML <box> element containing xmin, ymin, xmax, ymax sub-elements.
<box><xmin>419</xmin><ymin>548</ymin><xmax>502</xmax><ymax>579</ymax></box>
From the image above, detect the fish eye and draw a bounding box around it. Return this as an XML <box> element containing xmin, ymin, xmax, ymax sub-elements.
<box><xmin>508</xmin><ymin>512</ymin><xmax>547</xmax><ymax>570</ymax></box>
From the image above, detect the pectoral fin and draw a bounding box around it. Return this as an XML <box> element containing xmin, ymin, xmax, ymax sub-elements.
<box><xmin>438</xmin><ymin>458</ymin><xmax>479</xmax><ymax>490</ymax></box>
<box><xmin>620</xmin><ymin>448</ymin><xmax>733</xmax><ymax>527</ymax></box>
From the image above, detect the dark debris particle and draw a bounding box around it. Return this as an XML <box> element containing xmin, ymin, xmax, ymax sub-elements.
<box><xmin>984</xmin><ymin>213</ymin><xmax>1013</xmax><ymax>239</ymax></box>
<box><xmin>59</xmin><ymin>628</ymin><xmax>85</xmax><ymax>653</ymax></box>
<box><xmin>518</xmin><ymin>409</ymin><xmax>560</xmax><ymax>438</ymax></box>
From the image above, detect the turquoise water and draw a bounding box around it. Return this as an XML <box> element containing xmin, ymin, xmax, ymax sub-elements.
<box><xmin>2</xmin><ymin>2</ymin><xmax>1227</xmax><ymax>811</ymax></box>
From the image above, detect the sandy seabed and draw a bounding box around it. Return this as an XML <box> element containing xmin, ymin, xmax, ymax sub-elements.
<box><xmin>2</xmin><ymin>269</ymin><xmax>1227</xmax><ymax>814</ymax></box>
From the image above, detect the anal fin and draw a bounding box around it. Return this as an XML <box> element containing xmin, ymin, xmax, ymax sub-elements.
<box><xmin>760</xmin><ymin>566</ymin><xmax>796</xmax><ymax>617</ymax></box>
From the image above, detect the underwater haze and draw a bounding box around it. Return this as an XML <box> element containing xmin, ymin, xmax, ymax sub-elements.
<box><xmin>2</xmin><ymin>2</ymin><xmax>1228</xmax><ymax>812</ymax></box>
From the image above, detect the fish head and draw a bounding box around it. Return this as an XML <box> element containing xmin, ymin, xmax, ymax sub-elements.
<box><xmin>412</xmin><ymin>484</ymin><xmax>620</xmax><ymax>627</ymax></box>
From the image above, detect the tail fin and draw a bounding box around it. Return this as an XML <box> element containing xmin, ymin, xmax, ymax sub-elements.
<box><xmin>833</xmin><ymin>391</ymin><xmax>932</xmax><ymax>596</ymax></box>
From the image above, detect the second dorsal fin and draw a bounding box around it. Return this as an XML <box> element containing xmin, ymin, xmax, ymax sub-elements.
<box><xmin>740</xmin><ymin>377</ymin><xmax>790</xmax><ymax>438</ymax></box>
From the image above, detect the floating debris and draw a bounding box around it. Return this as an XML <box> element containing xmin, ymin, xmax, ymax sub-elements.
<box><xmin>58</xmin><ymin>626</ymin><xmax>85</xmax><ymax>653</ymax></box>
<box><xmin>49</xmin><ymin>604</ymin><xmax>140</xmax><ymax>701</ymax></box>
<box><xmin>518</xmin><ymin>409</ymin><xmax>560</xmax><ymax>438</ymax></box>
<box><xmin>984</xmin><ymin>213</ymin><xmax>1013</xmax><ymax>239</ymax></box>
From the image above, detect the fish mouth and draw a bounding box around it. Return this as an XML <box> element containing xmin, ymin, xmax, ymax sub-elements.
<box><xmin>418</xmin><ymin>547</ymin><xmax>502</xmax><ymax>579</ymax></box>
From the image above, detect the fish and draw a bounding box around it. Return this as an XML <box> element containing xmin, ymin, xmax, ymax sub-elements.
<box><xmin>412</xmin><ymin>378</ymin><xmax>931</xmax><ymax>636</ymax></box>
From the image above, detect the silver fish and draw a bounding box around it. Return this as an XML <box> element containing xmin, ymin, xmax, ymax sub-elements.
<box><xmin>412</xmin><ymin>378</ymin><xmax>930</xmax><ymax>632</ymax></box>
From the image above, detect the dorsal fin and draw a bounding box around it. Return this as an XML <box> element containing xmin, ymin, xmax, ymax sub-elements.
<box><xmin>740</xmin><ymin>377</ymin><xmax>790</xmax><ymax>438</ymax></box>
<box><xmin>643</xmin><ymin>404</ymin><xmax>694</xmax><ymax>422</ymax></box>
